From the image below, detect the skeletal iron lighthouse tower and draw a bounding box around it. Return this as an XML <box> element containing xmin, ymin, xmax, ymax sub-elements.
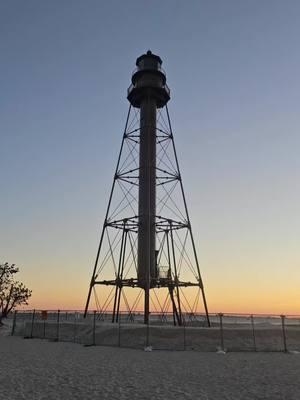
<box><xmin>84</xmin><ymin>51</ymin><xmax>210</xmax><ymax>326</ymax></box>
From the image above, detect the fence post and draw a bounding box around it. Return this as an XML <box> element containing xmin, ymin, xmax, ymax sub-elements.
<box><xmin>11</xmin><ymin>310</ymin><xmax>17</xmax><ymax>336</ymax></box>
<box><xmin>146</xmin><ymin>317</ymin><xmax>150</xmax><ymax>348</ymax></box>
<box><xmin>218</xmin><ymin>313</ymin><xmax>225</xmax><ymax>352</ymax></box>
<box><xmin>43</xmin><ymin>318</ymin><xmax>46</xmax><ymax>339</ymax></box>
<box><xmin>73</xmin><ymin>312</ymin><xmax>77</xmax><ymax>343</ymax></box>
<box><xmin>183</xmin><ymin>319</ymin><xmax>186</xmax><ymax>351</ymax></box>
<box><xmin>56</xmin><ymin>309</ymin><xmax>60</xmax><ymax>342</ymax></box>
<box><xmin>30</xmin><ymin>309</ymin><xmax>36</xmax><ymax>338</ymax></box>
<box><xmin>118</xmin><ymin>313</ymin><xmax>121</xmax><ymax>347</ymax></box>
<box><xmin>281</xmin><ymin>315</ymin><xmax>287</xmax><ymax>352</ymax></box>
<box><xmin>250</xmin><ymin>315</ymin><xmax>257</xmax><ymax>351</ymax></box>
<box><xmin>92</xmin><ymin>310</ymin><xmax>96</xmax><ymax>346</ymax></box>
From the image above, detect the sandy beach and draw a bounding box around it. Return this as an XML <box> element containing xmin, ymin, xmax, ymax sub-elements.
<box><xmin>1</xmin><ymin>335</ymin><xmax>300</xmax><ymax>400</ymax></box>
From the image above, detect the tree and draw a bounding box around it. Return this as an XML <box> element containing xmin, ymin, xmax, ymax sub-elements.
<box><xmin>0</xmin><ymin>263</ymin><xmax>32</xmax><ymax>323</ymax></box>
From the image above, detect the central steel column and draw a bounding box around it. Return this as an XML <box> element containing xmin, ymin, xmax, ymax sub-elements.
<box><xmin>127</xmin><ymin>50</ymin><xmax>170</xmax><ymax>324</ymax></box>
<box><xmin>138</xmin><ymin>96</ymin><xmax>157</xmax><ymax>323</ymax></box>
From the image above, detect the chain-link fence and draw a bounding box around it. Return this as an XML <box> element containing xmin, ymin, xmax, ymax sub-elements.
<box><xmin>10</xmin><ymin>310</ymin><xmax>300</xmax><ymax>352</ymax></box>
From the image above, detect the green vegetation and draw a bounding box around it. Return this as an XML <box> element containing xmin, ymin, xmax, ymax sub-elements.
<box><xmin>0</xmin><ymin>263</ymin><xmax>32</xmax><ymax>323</ymax></box>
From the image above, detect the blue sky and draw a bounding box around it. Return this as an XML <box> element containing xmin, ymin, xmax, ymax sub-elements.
<box><xmin>1</xmin><ymin>0</ymin><xmax>299</xmax><ymax>312</ymax></box>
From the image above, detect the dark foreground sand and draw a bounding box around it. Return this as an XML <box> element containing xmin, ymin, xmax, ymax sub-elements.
<box><xmin>1</xmin><ymin>336</ymin><xmax>300</xmax><ymax>399</ymax></box>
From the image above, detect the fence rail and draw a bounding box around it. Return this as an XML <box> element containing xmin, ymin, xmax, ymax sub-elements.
<box><xmin>9</xmin><ymin>310</ymin><xmax>300</xmax><ymax>352</ymax></box>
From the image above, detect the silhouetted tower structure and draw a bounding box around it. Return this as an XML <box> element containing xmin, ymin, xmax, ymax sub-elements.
<box><xmin>84</xmin><ymin>51</ymin><xmax>210</xmax><ymax>326</ymax></box>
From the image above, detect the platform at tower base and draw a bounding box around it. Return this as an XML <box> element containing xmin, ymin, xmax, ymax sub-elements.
<box><xmin>7</xmin><ymin>311</ymin><xmax>300</xmax><ymax>352</ymax></box>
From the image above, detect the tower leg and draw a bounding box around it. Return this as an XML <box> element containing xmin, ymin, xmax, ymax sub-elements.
<box><xmin>84</xmin><ymin>106</ymin><xmax>132</xmax><ymax>318</ymax></box>
<box><xmin>144</xmin><ymin>288</ymin><xmax>150</xmax><ymax>325</ymax></box>
<box><xmin>112</xmin><ymin>287</ymin><xmax>119</xmax><ymax>323</ymax></box>
<box><xmin>116</xmin><ymin>286</ymin><xmax>123</xmax><ymax>323</ymax></box>
<box><xmin>169</xmin><ymin>286</ymin><xmax>180</xmax><ymax>326</ymax></box>
<box><xmin>201</xmin><ymin>287</ymin><xmax>211</xmax><ymax>327</ymax></box>
<box><xmin>84</xmin><ymin>283</ymin><xmax>94</xmax><ymax>318</ymax></box>
<box><xmin>112</xmin><ymin>226</ymin><xmax>126</xmax><ymax>323</ymax></box>
<box><xmin>170</xmin><ymin>224</ymin><xmax>183</xmax><ymax>326</ymax></box>
<box><xmin>116</xmin><ymin>230</ymin><xmax>128</xmax><ymax>323</ymax></box>
<box><xmin>166</xmin><ymin>105</ymin><xmax>210</xmax><ymax>327</ymax></box>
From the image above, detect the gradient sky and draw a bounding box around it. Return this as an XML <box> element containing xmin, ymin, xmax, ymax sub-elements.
<box><xmin>1</xmin><ymin>0</ymin><xmax>299</xmax><ymax>314</ymax></box>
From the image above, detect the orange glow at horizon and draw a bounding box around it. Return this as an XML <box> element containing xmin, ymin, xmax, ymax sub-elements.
<box><xmin>21</xmin><ymin>279</ymin><xmax>300</xmax><ymax>316</ymax></box>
